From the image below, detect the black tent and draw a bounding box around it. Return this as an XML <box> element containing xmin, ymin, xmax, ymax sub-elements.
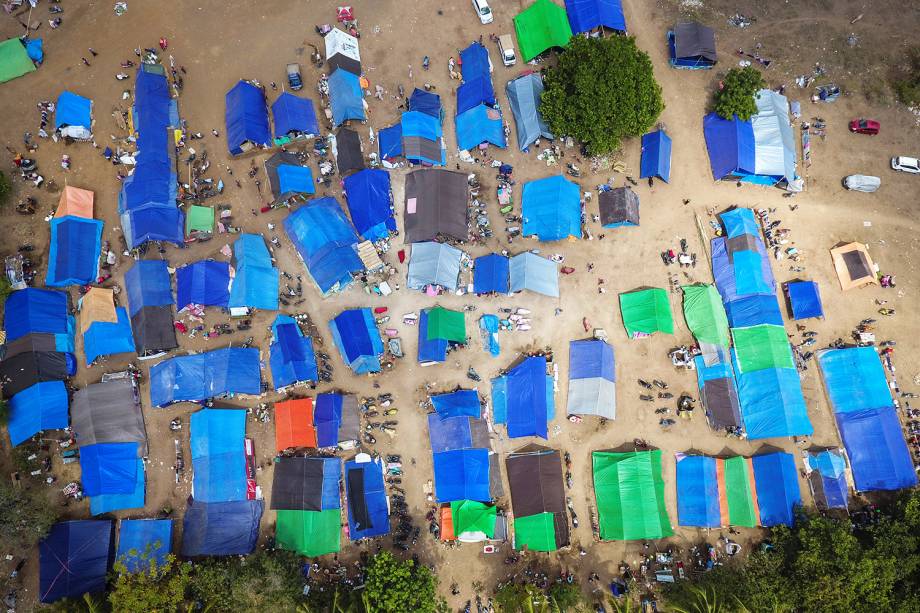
<box><xmin>0</xmin><ymin>350</ymin><xmax>69</xmax><ymax>397</ymax></box>
<box><xmin>335</xmin><ymin>128</ymin><xmax>365</xmax><ymax>176</ymax></box>
<box><xmin>271</xmin><ymin>456</ymin><xmax>337</xmax><ymax>511</ymax></box>
<box><xmin>599</xmin><ymin>187</ymin><xmax>640</xmax><ymax>228</ymax></box>
<box><xmin>670</xmin><ymin>22</ymin><xmax>717</xmax><ymax>69</ymax></box>
<box><xmin>327</xmin><ymin>54</ymin><xmax>361</xmax><ymax>76</ymax></box>
<box><xmin>403</xmin><ymin>169</ymin><xmax>470</xmax><ymax>243</ymax></box>
<box><xmin>131</xmin><ymin>305</ymin><xmax>178</xmax><ymax>355</ymax></box>
<box><xmin>505</xmin><ymin>444</ymin><xmax>569</xmax><ymax>548</ymax></box>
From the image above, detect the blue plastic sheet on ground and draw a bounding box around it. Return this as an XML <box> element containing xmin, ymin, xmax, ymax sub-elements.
<box><xmin>149</xmin><ymin>348</ymin><xmax>262</xmax><ymax>407</ymax></box>
<box><xmin>480</xmin><ymin>314</ymin><xmax>500</xmax><ymax>357</ymax></box>
<box><xmin>752</xmin><ymin>452</ymin><xmax>801</xmax><ymax>527</ymax></box>
<box><xmin>225</xmin><ymin>80</ymin><xmax>271</xmax><ymax>155</ymax></box>
<box><xmin>229</xmin><ymin>234</ymin><xmax>279</xmax><ymax>310</ymax></box>
<box><xmin>676</xmin><ymin>455</ymin><xmax>720</xmax><ymax>528</ymax></box>
<box><xmin>46</xmin><ymin>216</ymin><xmax>103</xmax><ymax>287</ymax></box>
<box><xmin>284</xmin><ymin>197</ymin><xmax>363</xmax><ymax>295</ymax></box>
<box><xmin>703</xmin><ymin>113</ymin><xmax>756</xmax><ymax>181</ymax></box>
<box><xmin>522</xmin><ymin>175</ymin><xmax>581</xmax><ymax>241</ymax></box>
<box><xmin>329</xmin><ymin>309</ymin><xmax>384</xmax><ymax>374</ymax></box>
<box><xmin>418</xmin><ymin>308</ymin><xmax>448</xmax><ymax>364</ymax></box>
<box><xmin>272</xmin><ymin>92</ymin><xmax>319</xmax><ymax>138</ymax></box>
<box><xmin>432</xmin><ymin>448</ymin><xmax>491</xmax><ymax>503</ymax></box>
<box><xmin>90</xmin><ymin>459</ymin><xmax>145</xmax><ymax>515</ymax></box>
<box><xmin>836</xmin><ymin>407</ymin><xmax>917</xmax><ymax>492</ymax></box>
<box><xmin>343</xmin><ymin>169</ymin><xmax>395</xmax><ymax>241</ymax></box>
<box><xmin>4</xmin><ymin>288</ymin><xmax>69</xmax><ymax>342</ymax></box>
<box><xmin>787</xmin><ymin>281</ymin><xmax>823</xmax><ymax>319</ymax></box>
<box><xmin>564</xmin><ymin>0</ymin><xmax>626</xmax><ymax>33</ymax></box>
<box><xmin>639</xmin><ymin>130</ymin><xmax>671</xmax><ymax>182</ymax></box>
<box><xmin>181</xmin><ymin>499</ymin><xmax>263</xmax><ymax>556</ymax></box>
<box><xmin>80</xmin><ymin>442</ymin><xmax>140</xmax><ymax>497</ymax></box>
<box><xmin>818</xmin><ymin>347</ymin><xmax>893</xmax><ymax>414</ymax></box>
<box><xmin>569</xmin><ymin>339</ymin><xmax>615</xmax><ymax>381</ymax></box>
<box><xmin>431</xmin><ymin>389</ymin><xmax>481</xmax><ymax>418</ymax></box>
<box><xmin>501</xmin><ymin>356</ymin><xmax>548</xmax><ymax>439</ymax></box>
<box><xmin>328</xmin><ymin>69</ymin><xmax>365</xmax><ymax>126</ymax></box>
<box><xmin>345</xmin><ymin>459</ymin><xmax>390</xmax><ymax>539</ymax></box>
<box><xmin>457</xmin><ymin>76</ymin><xmax>496</xmax><ymax>116</ymax></box>
<box><xmin>8</xmin><ymin>381</ymin><xmax>68</xmax><ymax>447</ymax></box>
<box><xmin>456</xmin><ymin>104</ymin><xmax>506</xmax><ymax>151</ymax></box>
<box><xmin>176</xmin><ymin>260</ymin><xmax>230</xmax><ymax>308</ymax></box>
<box><xmin>270</xmin><ymin>320</ymin><xmax>318</xmax><ymax>389</ymax></box>
<box><xmin>117</xmin><ymin>519</ymin><xmax>172</xmax><ymax>573</ymax></box>
<box><xmin>314</xmin><ymin>393</ymin><xmax>345</xmax><ymax>447</ymax></box>
<box><xmin>409</xmin><ymin>88</ymin><xmax>442</xmax><ymax>118</ymax></box>
<box><xmin>735</xmin><ymin>362</ymin><xmax>813</xmax><ymax>439</ymax></box>
<box><xmin>460</xmin><ymin>42</ymin><xmax>491</xmax><ymax>83</ymax></box>
<box><xmin>428</xmin><ymin>413</ymin><xmax>474</xmax><ymax>453</ymax></box>
<box><xmin>84</xmin><ymin>307</ymin><xmax>136</xmax><ymax>365</ymax></box>
<box><xmin>55</xmin><ymin>91</ymin><xmax>92</xmax><ymax>130</ymax></box>
<box><xmin>474</xmin><ymin>254</ymin><xmax>510</xmax><ymax>294</ymax></box>
<box><xmin>277</xmin><ymin>164</ymin><xmax>315</xmax><ymax>195</ymax></box>
<box><xmin>39</xmin><ymin>520</ymin><xmax>113</xmax><ymax>603</ymax></box>
<box><xmin>723</xmin><ymin>295</ymin><xmax>784</xmax><ymax>328</ymax></box>
<box><xmin>125</xmin><ymin>260</ymin><xmax>173</xmax><ymax>316</ymax></box>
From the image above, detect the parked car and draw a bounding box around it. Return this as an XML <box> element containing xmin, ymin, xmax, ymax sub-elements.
<box><xmin>843</xmin><ymin>175</ymin><xmax>881</xmax><ymax>192</ymax></box>
<box><xmin>498</xmin><ymin>34</ymin><xmax>516</xmax><ymax>66</ymax></box>
<box><xmin>286</xmin><ymin>63</ymin><xmax>303</xmax><ymax>91</ymax></box>
<box><xmin>891</xmin><ymin>156</ymin><xmax>920</xmax><ymax>174</ymax></box>
<box><xmin>471</xmin><ymin>0</ymin><xmax>493</xmax><ymax>24</ymax></box>
<box><xmin>848</xmin><ymin>119</ymin><xmax>880</xmax><ymax>135</ymax></box>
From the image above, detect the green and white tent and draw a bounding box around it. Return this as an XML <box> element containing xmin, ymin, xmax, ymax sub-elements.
<box><xmin>592</xmin><ymin>449</ymin><xmax>672</xmax><ymax>540</ymax></box>
<box><xmin>513</xmin><ymin>0</ymin><xmax>573</xmax><ymax>62</ymax></box>
<box><xmin>619</xmin><ymin>288</ymin><xmax>674</xmax><ymax>338</ymax></box>
<box><xmin>276</xmin><ymin>509</ymin><xmax>341</xmax><ymax>556</ymax></box>
<box><xmin>681</xmin><ymin>284</ymin><xmax>730</xmax><ymax>346</ymax></box>
<box><xmin>450</xmin><ymin>500</ymin><xmax>497</xmax><ymax>541</ymax></box>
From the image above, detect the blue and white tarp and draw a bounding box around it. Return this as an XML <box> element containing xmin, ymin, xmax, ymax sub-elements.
<box><xmin>479</xmin><ymin>314</ymin><xmax>500</xmax><ymax>357</ymax></box>
<box><xmin>474</xmin><ymin>254</ymin><xmax>510</xmax><ymax>294</ymax></box>
<box><xmin>567</xmin><ymin>339</ymin><xmax>616</xmax><ymax>418</ymax></box>
<box><xmin>509</xmin><ymin>252</ymin><xmax>559</xmax><ymax>297</ymax></box>
<box><xmin>329</xmin><ymin>308</ymin><xmax>384</xmax><ymax>375</ymax></box>
<box><xmin>55</xmin><ymin>91</ymin><xmax>92</xmax><ymax>133</ymax></box>
<box><xmin>225</xmin><ymin>80</ymin><xmax>271</xmax><ymax>155</ymax></box>
<box><xmin>176</xmin><ymin>260</ymin><xmax>231</xmax><ymax>309</ymax></box>
<box><xmin>191</xmin><ymin>408</ymin><xmax>247</xmax><ymax>503</ymax></box>
<box><xmin>345</xmin><ymin>458</ymin><xmax>390</xmax><ymax>540</ymax></box>
<box><xmin>8</xmin><ymin>381</ymin><xmax>68</xmax><ymax>446</ymax></box>
<box><xmin>751</xmin><ymin>452</ymin><xmax>801</xmax><ymax>527</ymax></box>
<box><xmin>640</xmin><ymin>130</ymin><xmax>672</xmax><ymax>182</ymax></box>
<box><xmin>229</xmin><ymin>234</ymin><xmax>279</xmax><ymax>310</ymax></box>
<box><xmin>343</xmin><ymin>169</ymin><xmax>395</xmax><ymax>241</ymax></box>
<box><xmin>805</xmin><ymin>449</ymin><xmax>849</xmax><ymax>510</ymax></box>
<box><xmin>149</xmin><ymin>347</ymin><xmax>262</xmax><ymax>407</ymax></box>
<box><xmin>46</xmin><ymin>216</ymin><xmax>103</xmax><ymax>287</ymax></box>
<box><xmin>270</xmin><ymin>315</ymin><xmax>318</xmax><ymax>389</ymax></box>
<box><xmin>522</xmin><ymin>175</ymin><xmax>581</xmax><ymax>241</ymax></box>
<box><xmin>407</xmin><ymin>242</ymin><xmax>463</xmax><ymax>291</ymax></box>
<box><xmin>328</xmin><ymin>69</ymin><xmax>365</xmax><ymax>126</ymax></box>
<box><xmin>39</xmin><ymin>520</ymin><xmax>113</xmax><ymax>603</ymax></box>
<box><xmin>564</xmin><ymin>0</ymin><xmax>626</xmax><ymax>33</ymax></box>
<box><xmin>181</xmin><ymin>498</ymin><xmax>263</xmax><ymax>556</ymax></box>
<box><xmin>117</xmin><ymin>519</ymin><xmax>173</xmax><ymax>573</ymax></box>
<box><xmin>431</xmin><ymin>389</ymin><xmax>481</xmax><ymax>418</ymax></box>
<box><xmin>271</xmin><ymin>92</ymin><xmax>319</xmax><ymax>138</ymax></box>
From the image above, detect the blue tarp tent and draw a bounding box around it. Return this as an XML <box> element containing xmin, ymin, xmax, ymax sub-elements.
<box><xmin>564</xmin><ymin>0</ymin><xmax>626</xmax><ymax>33</ymax></box>
<box><xmin>401</xmin><ymin>110</ymin><xmax>446</xmax><ymax>165</ymax></box>
<box><xmin>711</xmin><ymin>236</ymin><xmax>775</xmax><ymax>304</ymax></box>
<box><xmin>496</xmin><ymin>356</ymin><xmax>549</xmax><ymax>438</ymax></box>
<box><xmin>807</xmin><ymin>450</ymin><xmax>849</xmax><ymax>510</ymax></box>
<box><xmin>428</xmin><ymin>413</ymin><xmax>478</xmax><ymax>453</ymax></box>
<box><xmin>343</xmin><ymin>169</ymin><xmax>395</xmax><ymax>241</ymax></box>
<box><xmin>456</xmin><ymin>104</ymin><xmax>506</xmax><ymax>151</ymax></box>
<box><xmin>84</xmin><ymin>307</ymin><xmax>136</xmax><ymax>365</ymax></box>
<box><xmin>46</xmin><ymin>216</ymin><xmax>103</xmax><ymax>287</ymax></box>
<box><xmin>345</xmin><ymin>458</ymin><xmax>390</xmax><ymax>539</ymax></box>
<box><xmin>39</xmin><ymin>520</ymin><xmax>113</xmax><ymax>603</ymax></box>
<box><xmin>225</xmin><ymin>80</ymin><xmax>271</xmax><ymax>155</ymax></box>
<box><xmin>328</xmin><ymin>69</ymin><xmax>365</xmax><ymax>126</ymax></box>
<box><xmin>191</xmin><ymin>408</ymin><xmax>247</xmax><ymax>503</ymax></box>
<box><xmin>89</xmin><ymin>458</ymin><xmax>145</xmax><ymax>516</ymax></box>
<box><xmin>522</xmin><ymin>175</ymin><xmax>581</xmax><ymax>241</ymax></box>
<box><xmin>432</xmin><ymin>448</ymin><xmax>491</xmax><ymax>502</ymax></box>
<box><xmin>431</xmin><ymin>389</ymin><xmax>481</xmax><ymax>418</ymax></box>
<box><xmin>149</xmin><ymin>347</ymin><xmax>261</xmax><ymax>407</ymax></box>
<box><xmin>506</xmin><ymin>73</ymin><xmax>553</xmax><ymax>151</ymax></box>
<box><xmin>283</xmin><ymin>197</ymin><xmax>364</xmax><ymax>295</ymax></box>
<box><xmin>277</xmin><ymin>164</ymin><xmax>315</xmax><ymax>195</ymax></box>
<box><xmin>735</xmin><ymin>364</ymin><xmax>813</xmax><ymax>439</ymax></box>
<box><xmin>176</xmin><ymin>260</ymin><xmax>230</xmax><ymax>309</ymax></box>
<box><xmin>509</xmin><ymin>252</ymin><xmax>559</xmax><ymax>297</ymax></box>
<box><xmin>417</xmin><ymin>309</ymin><xmax>447</xmax><ymax>364</ymax></box>
<box><xmin>474</xmin><ymin>254</ymin><xmax>510</xmax><ymax>294</ymax></box>
<box><xmin>271</xmin><ymin>92</ymin><xmax>319</xmax><ymax>139</ymax></box>
<box><xmin>8</xmin><ymin>381</ymin><xmax>68</xmax><ymax>446</ymax></box>
<box><xmin>229</xmin><ymin>234</ymin><xmax>279</xmax><ymax>310</ymax></box>
<box><xmin>181</xmin><ymin>498</ymin><xmax>263</xmax><ymax>556</ymax></box>
<box><xmin>117</xmin><ymin>519</ymin><xmax>173</xmax><ymax>573</ymax></box>
<box><xmin>676</xmin><ymin>455</ymin><xmax>720</xmax><ymax>528</ymax></box>
<box><xmin>480</xmin><ymin>314</ymin><xmax>500</xmax><ymax>357</ymax></box>
<box><xmin>460</xmin><ymin>42</ymin><xmax>491</xmax><ymax>82</ymax></box>
<box><xmin>723</xmin><ymin>295</ymin><xmax>783</xmax><ymax>328</ymax></box>
<box><xmin>752</xmin><ymin>452</ymin><xmax>801</xmax><ymax>527</ymax></box>
<box><xmin>818</xmin><ymin>347</ymin><xmax>894</xmax><ymax>415</ymax></box>
<box><xmin>378</xmin><ymin>124</ymin><xmax>403</xmax><ymax>159</ymax></box>
<box><xmin>125</xmin><ymin>260</ymin><xmax>173</xmax><ymax>316</ymax></box>
<box><xmin>639</xmin><ymin>130</ymin><xmax>672</xmax><ymax>182</ymax></box>
<box><xmin>329</xmin><ymin>308</ymin><xmax>384</xmax><ymax>375</ymax></box>
<box><xmin>703</xmin><ymin>112</ymin><xmax>756</xmax><ymax>181</ymax></box>
<box><xmin>55</xmin><ymin>91</ymin><xmax>92</xmax><ymax>131</ymax></box>
<box><xmin>314</xmin><ymin>393</ymin><xmax>354</xmax><ymax>447</ymax></box>
<box><xmin>693</xmin><ymin>353</ymin><xmax>742</xmax><ymax>429</ymax></box>
<box><xmin>270</xmin><ymin>316</ymin><xmax>318</xmax><ymax>389</ymax></box>
<box><xmin>567</xmin><ymin>339</ymin><xmax>616</xmax><ymax>418</ymax></box>
<box><xmin>720</xmin><ymin>208</ymin><xmax>760</xmax><ymax>238</ymax></box>
<box><xmin>4</xmin><ymin>288</ymin><xmax>70</xmax><ymax>342</ymax></box>
<box><xmin>25</xmin><ymin>38</ymin><xmax>43</xmax><ymax>63</ymax></box>
<box><xmin>409</xmin><ymin>88</ymin><xmax>442</xmax><ymax>119</ymax></box>
<box><xmin>80</xmin><ymin>442</ymin><xmax>140</xmax><ymax>496</ymax></box>
<box><xmin>457</xmin><ymin>76</ymin><xmax>496</xmax><ymax>116</ymax></box>
<box><xmin>836</xmin><ymin>407</ymin><xmax>917</xmax><ymax>492</ymax></box>
<box><xmin>786</xmin><ymin>281</ymin><xmax>823</xmax><ymax>320</ymax></box>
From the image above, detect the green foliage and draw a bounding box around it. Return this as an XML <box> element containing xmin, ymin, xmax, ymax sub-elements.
<box><xmin>713</xmin><ymin>67</ymin><xmax>766</xmax><ymax>120</ymax></box>
<box><xmin>893</xmin><ymin>46</ymin><xmax>920</xmax><ymax>106</ymax></box>
<box><xmin>190</xmin><ymin>550</ymin><xmax>305</xmax><ymax>612</ymax></box>
<box><xmin>108</xmin><ymin>553</ymin><xmax>192</xmax><ymax>612</ymax></box>
<box><xmin>0</xmin><ymin>170</ymin><xmax>11</xmax><ymax>208</ymax></box>
<box><xmin>547</xmin><ymin>582</ymin><xmax>583</xmax><ymax>611</ymax></box>
<box><xmin>0</xmin><ymin>276</ymin><xmax>12</xmax><ymax>306</ymax></box>
<box><xmin>493</xmin><ymin>582</ymin><xmax>583</xmax><ymax>613</ymax></box>
<box><xmin>541</xmin><ymin>35</ymin><xmax>663</xmax><ymax>155</ymax></box>
<box><xmin>0</xmin><ymin>480</ymin><xmax>58</xmax><ymax>550</ymax></box>
<box><xmin>363</xmin><ymin>551</ymin><xmax>440</xmax><ymax>613</ymax></box>
<box><xmin>0</xmin><ymin>397</ymin><xmax>9</xmax><ymax>427</ymax></box>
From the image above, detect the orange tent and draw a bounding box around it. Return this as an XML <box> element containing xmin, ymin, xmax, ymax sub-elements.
<box><xmin>55</xmin><ymin>186</ymin><xmax>95</xmax><ymax>219</ymax></box>
<box><xmin>439</xmin><ymin>504</ymin><xmax>456</xmax><ymax>541</ymax></box>
<box><xmin>274</xmin><ymin>398</ymin><xmax>317</xmax><ymax>451</ymax></box>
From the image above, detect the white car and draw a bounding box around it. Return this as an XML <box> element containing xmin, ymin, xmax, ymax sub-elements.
<box><xmin>891</xmin><ymin>156</ymin><xmax>920</xmax><ymax>173</ymax></box>
<box><xmin>472</xmin><ymin>0</ymin><xmax>493</xmax><ymax>24</ymax></box>
<box><xmin>843</xmin><ymin>175</ymin><xmax>881</xmax><ymax>193</ymax></box>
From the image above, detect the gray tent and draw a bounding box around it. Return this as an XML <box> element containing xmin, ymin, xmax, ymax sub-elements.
<box><xmin>672</xmin><ymin>22</ymin><xmax>717</xmax><ymax>67</ymax></box>
<box><xmin>407</xmin><ymin>242</ymin><xmax>463</xmax><ymax>291</ymax></box>
<box><xmin>509</xmin><ymin>252</ymin><xmax>559</xmax><ymax>297</ymax></box>
<box><xmin>404</xmin><ymin>169</ymin><xmax>470</xmax><ymax>243</ymax></box>
<box><xmin>506</xmin><ymin>73</ymin><xmax>553</xmax><ymax>152</ymax></box>
<box><xmin>336</xmin><ymin>394</ymin><xmax>361</xmax><ymax>443</ymax></box>
<box><xmin>567</xmin><ymin>339</ymin><xmax>616</xmax><ymax>419</ymax></box>
<box><xmin>71</xmin><ymin>378</ymin><xmax>147</xmax><ymax>455</ymax></box>
<box><xmin>599</xmin><ymin>187</ymin><xmax>640</xmax><ymax>228</ymax></box>
<box><xmin>335</xmin><ymin>128</ymin><xmax>365</xmax><ymax>176</ymax></box>
<box><xmin>131</xmin><ymin>306</ymin><xmax>178</xmax><ymax>355</ymax></box>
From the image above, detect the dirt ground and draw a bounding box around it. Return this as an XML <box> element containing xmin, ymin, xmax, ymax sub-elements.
<box><xmin>1</xmin><ymin>0</ymin><xmax>919</xmax><ymax>609</ymax></box>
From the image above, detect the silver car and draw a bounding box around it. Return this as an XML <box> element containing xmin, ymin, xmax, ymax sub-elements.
<box><xmin>843</xmin><ymin>174</ymin><xmax>881</xmax><ymax>192</ymax></box>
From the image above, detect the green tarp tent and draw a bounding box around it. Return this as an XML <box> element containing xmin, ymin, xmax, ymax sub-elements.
<box><xmin>451</xmin><ymin>500</ymin><xmax>496</xmax><ymax>539</ymax></box>
<box><xmin>722</xmin><ymin>457</ymin><xmax>758</xmax><ymax>527</ymax></box>
<box><xmin>513</xmin><ymin>0</ymin><xmax>573</xmax><ymax>62</ymax></box>
<box><xmin>514</xmin><ymin>512</ymin><xmax>557</xmax><ymax>551</ymax></box>
<box><xmin>0</xmin><ymin>38</ymin><xmax>35</xmax><ymax>84</ymax></box>
<box><xmin>276</xmin><ymin>509</ymin><xmax>340</xmax><ymax>556</ymax></box>
<box><xmin>592</xmin><ymin>450</ymin><xmax>672</xmax><ymax>540</ymax></box>
<box><xmin>619</xmin><ymin>288</ymin><xmax>674</xmax><ymax>337</ymax></box>
<box><xmin>185</xmin><ymin>205</ymin><xmax>214</xmax><ymax>236</ymax></box>
<box><xmin>427</xmin><ymin>306</ymin><xmax>467</xmax><ymax>343</ymax></box>
<box><xmin>681</xmin><ymin>284</ymin><xmax>730</xmax><ymax>346</ymax></box>
<box><xmin>731</xmin><ymin>324</ymin><xmax>794</xmax><ymax>372</ymax></box>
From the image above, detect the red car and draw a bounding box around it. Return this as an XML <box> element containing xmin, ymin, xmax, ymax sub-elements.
<box><xmin>849</xmin><ymin>119</ymin><xmax>880</xmax><ymax>135</ymax></box>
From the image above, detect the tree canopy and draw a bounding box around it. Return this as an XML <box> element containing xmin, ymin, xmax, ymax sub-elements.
<box><xmin>713</xmin><ymin>66</ymin><xmax>766</xmax><ymax>121</ymax></box>
<box><xmin>363</xmin><ymin>551</ymin><xmax>441</xmax><ymax>613</ymax></box>
<box><xmin>0</xmin><ymin>481</ymin><xmax>58</xmax><ymax>552</ymax></box>
<box><xmin>541</xmin><ymin>35</ymin><xmax>664</xmax><ymax>155</ymax></box>
<box><xmin>108</xmin><ymin>554</ymin><xmax>192</xmax><ymax>612</ymax></box>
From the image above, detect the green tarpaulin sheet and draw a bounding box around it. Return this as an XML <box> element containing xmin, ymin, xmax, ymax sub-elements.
<box><xmin>514</xmin><ymin>512</ymin><xmax>556</xmax><ymax>551</ymax></box>
<box><xmin>619</xmin><ymin>288</ymin><xmax>674</xmax><ymax>337</ymax></box>
<box><xmin>722</xmin><ymin>457</ymin><xmax>758</xmax><ymax>527</ymax></box>
<box><xmin>426</xmin><ymin>306</ymin><xmax>467</xmax><ymax>343</ymax></box>
<box><xmin>0</xmin><ymin>38</ymin><xmax>35</xmax><ymax>84</ymax></box>
<box><xmin>185</xmin><ymin>205</ymin><xmax>214</xmax><ymax>235</ymax></box>
<box><xmin>451</xmin><ymin>500</ymin><xmax>496</xmax><ymax>538</ymax></box>
<box><xmin>513</xmin><ymin>0</ymin><xmax>573</xmax><ymax>62</ymax></box>
<box><xmin>732</xmin><ymin>324</ymin><xmax>794</xmax><ymax>372</ymax></box>
<box><xmin>682</xmin><ymin>284</ymin><xmax>730</xmax><ymax>346</ymax></box>
<box><xmin>592</xmin><ymin>450</ymin><xmax>672</xmax><ymax>540</ymax></box>
<box><xmin>276</xmin><ymin>509</ymin><xmax>340</xmax><ymax>556</ymax></box>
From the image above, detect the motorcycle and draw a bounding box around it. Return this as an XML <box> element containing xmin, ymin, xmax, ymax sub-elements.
<box><xmin>467</xmin><ymin>366</ymin><xmax>482</xmax><ymax>382</ymax></box>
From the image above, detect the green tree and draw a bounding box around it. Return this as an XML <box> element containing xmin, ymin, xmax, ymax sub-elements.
<box><xmin>547</xmin><ymin>582</ymin><xmax>584</xmax><ymax>611</ymax></box>
<box><xmin>363</xmin><ymin>551</ymin><xmax>440</xmax><ymax>613</ymax></box>
<box><xmin>190</xmin><ymin>550</ymin><xmax>305</xmax><ymax>611</ymax></box>
<box><xmin>0</xmin><ymin>170</ymin><xmax>11</xmax><ymax>208</ymax></box>
<box><xmin>108</xmin><ymin>553</ymin><xmax>192</xmax><ymax>612</ymax></box>
<box><xmin>713</xmin><ymin>66</ymin><xmax>766</xmax><ymax>120</ymax></box>
<box><xmin>0</xmin><ymin>276</ymin><xmax>12</xmax><ymax>305</ymax></box>
<box><xmin>893</xmin><ymin>46</ymin><xmax>920</xmax><ymax>106</ymax></box>
<box><xmin>541</xmin><ymin>35</ymin><xmax>663</xmax><ymax>155</ymax></box>
<box><xmin>0</xmin><ymin>397</ymin><xmax>9</xmax><ymax>427</ymax></box>
<box><xmin>0</xmin><ymin>481</ymin><xmax>58</xmax><ymax>550</ymax></box>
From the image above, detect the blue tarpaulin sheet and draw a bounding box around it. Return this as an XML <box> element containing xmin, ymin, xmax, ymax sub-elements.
<box><xmin>734</xmin><ymin>250</ymin><xmax>773</xmax><ymax>295</ymax></box>
<box><xmin>456</xmin><ymin>104</ymin><xmax>506</xmax><ymax>151</ymax></box>
<box><xmin>752</xmin><ymin>452</ymin><xmax>800</xmax><ymax>527</ymax></box>
<box><xmin>229</xmin><ymin>234</ymin><xmax>279</xmax><ymax>310</ymax></box>
<box><xmin>321</xmin><ymin>458</ymin><xmax>343</xmax><ymax>509</ymax></box>
<box><xmin>428</xmin><ymin>413</ymin><xmax>474</xmax><ymax>453</ymax></box>
<box><xmin>564</xmin><ymin>0</ymin><xmax>626</xmax><ymax>33</ymax></box>
<box><xmin>711</xmin><ymin>237</ymin><xmax>775</xmax><ymax>303</ymax></box>
<box><xmin>121</xmin><ymin>207</ymin><xmax>184</xmax><ymax>249</ymax></box>
<box><xmin>720</xmin><ymin>208</ymin><xmax>760</xmax><ymax>239</ymax></box>
<box><xmin>314</xmin><ymin>393</ymin><xmax>346</xmax><ymax>447</ymax></box>
<box><xmin>193</xmin><ymin>454</ymin><xmax>246</xmax><ymax>503</ymax></box>
<box><xmin>117</xmin><ymin>519</ymin><xmax>172</xmax><ymax>573</ymax></box>
<box><xmin>276</xmin><ymin>165</ymin><xmax>315</xmax><ymax>195</ymax></box>
<box><xmin>181</xmin><ymin>499</ymin><xmax>263</xmax><ymax>556</ymax></box>
<box><xmin>457</xmin><ymin>76</ymin><xmax>496</xmax><ymax>116</ymax></box>
<box><xmin>343</xmin><ymin>169</ymin><xmax>395</xmax><ymax>241</ymax></box>
<box><xmin>431</xmin><ymin>389</ymin><xmax>481</xmax><ymax>418</ymax></box>
<box><xmin>80</xmin><ymin>442</ymin><xmax>140</xmax><ymax>497</ymax></box>
<box><xmin>283</xmin><ymin>197</ymin><xmax>363</xmax><ymax>295</ymax></box>
<box><xmin>125</xmin><ymin>260</ymin><xmax>173</xmax><ymax>316</ymax></box>
<box><xmin>149</xmin><ymin>348</ymin><xmax>261</xmax><ymax>407</ymax></box>
<box><xmin>8</xmin><ymin>381</ymin><xmax>68</xmax><ymax>446</ymax></box>
<box><xmin>809</xmin><ymin>450</ymin><xmax>848</xmax><ymax>509</ymax></box>
<box><xmin>90</xmin><ymin>459</ymin><xmax>145</xmax><ymax>516</ymax></box>
<box><xmin>818</xmin><ymin>347</ymin><xmax>893</xmax><ymax>414</ymax></box>
<box><xmin>329</xmin><ymin>308</ymin><xmax>384</xmax><ymax>374</ymax></box>
<box><xmin>4</xmin><ymin>288</ymin><xmax>69</xmax><ymax>342</ymax></box>
<box><xmin>506</xmin><ymin>73</ymin><xmax>553</xmax><ymax>151</ymax></box>
<box><xmin>569</xmin><ymin>339</ymin><xmax>615</xmax><ymax>381</ymax></box>
<box><xmin>25</xmin><ymin>38</ymin><xmax>43</xmax><ymax>63</ymax></box>
<box><xmin>836</xmin><ymin>407</ymin><xmax>916</xmax><ymax>492</ymax></box>
<box><xmin>191</xmin><ymin>409</ymin><xmax>246</xmax><ymax>503</ymax></box>
<box><xmin>271</xmin><ymin>92</ymin><xmax>319</xmax><ymax>138</ymax></box>
<box><xmin>39</xmin><ymin>520</ymin><xmax>113</xmax><ymax>603</ymax></box>
<box><xmin>46</xmin><ymin>216</ymin><xmax>103</xmax><ymax>287</ymax></box>
<box><xmin>270</xmin><ymin>320</ymin><xmax>318</xmax><ymax>389</ymax></box>
<box><xmin>378</xmin><ymin>124</ymin><xmax>403</xmax><ymax>159</ymax></box>
<box><xmin>409</xmin><ymin>88</ymin><xmax>442</xmax><ymax>118</ymax></box>
<box><xmin>328</xmin><ymin>69</ymin><xmax>365</xmax><ymax>126</ymax></box>
<box><xmin>460</xmin><ymin>42</ymin><xmax>491</xmax><ymax>83</ymax></box>
<box><xmin>418</xmin><ymin>308</ymin><xmax>448</xmax><ymax>364</ymax></box>
<box><xmin>676</xmin><ymin>455</ymin><xmax>720</xmax><ymax>528</ymax></box>
<box><xmin>474</xmin><ymin>254</ymin><xmax>510</xmax><ymax>294</ymax></box>
<box><xmin>509</xmin><ymin>252</ymin><xmax>559</xmax><ymax>297</ymax></box>
<box><xmin>402</xmin><ymin>110</ymin><xmax>441</xmax><ymax>140</ymax></box>
<box><xmin>703</xmin><ymin>112</ymin><xmax>756</xmax><ymax>181</ymax></box>
<box><xmin>724</xmin><ymin>295</ymin><xmax>784</xmax><ymax>328</ymax></box>
<box><xmin>787</xmin><ymin>281</ymin><xmax>823</xmax><ymax>320</ymax></box>
<box><xmin>55</xmin><ymin>91</ymin><xmax>92</xmax><ymax>130</ymax></box>
<box><xmin>225</xmin><ymin>80</ymin><xmax>271</xmax><ymax>155</ymax></box>
<box><xmin>345</xmin><ymin>459</ymin><xmax>390</xmax><ymax>539</ymax></box>
<box><xmin>522</xmin><ymin>175</ymin><xmax>581</xmax><ymax>241</ymax></box>
<box><xmin>84</xmin><ymin>307</ymin><xmax>135</xmax><ymax>365</ymax></box>
<box><xmin>735</xmin><ymin>363</ymin><xmax>813</xmax><ymax>439</ymax></box>
<box><xmin>503</xmin><ymin>356</ymin><xmax>548</xmax><ymax>439</ymax></box>
<box><xmin>479</xmin><ymin>314</ymin><xmax>500</xmax><ymax>357</ymax></box>
<box><xmin>639</xmin><ymin>130</ymin><xmax>671</xmax><ymax>182</ymax></box>
<box><xmin>176</xmin><ymin>260</ymin><xmax>231</xmax><ymax>308</ymax></box>
<box><xmin>432</xmin><ymin>448</ymin><xmax>491</xmax><ymax>503</ymax></box>
<box><xmin>401</xmin><ymin>110</ymin><xmax>445</xmax><ymax>166</ymax></box>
